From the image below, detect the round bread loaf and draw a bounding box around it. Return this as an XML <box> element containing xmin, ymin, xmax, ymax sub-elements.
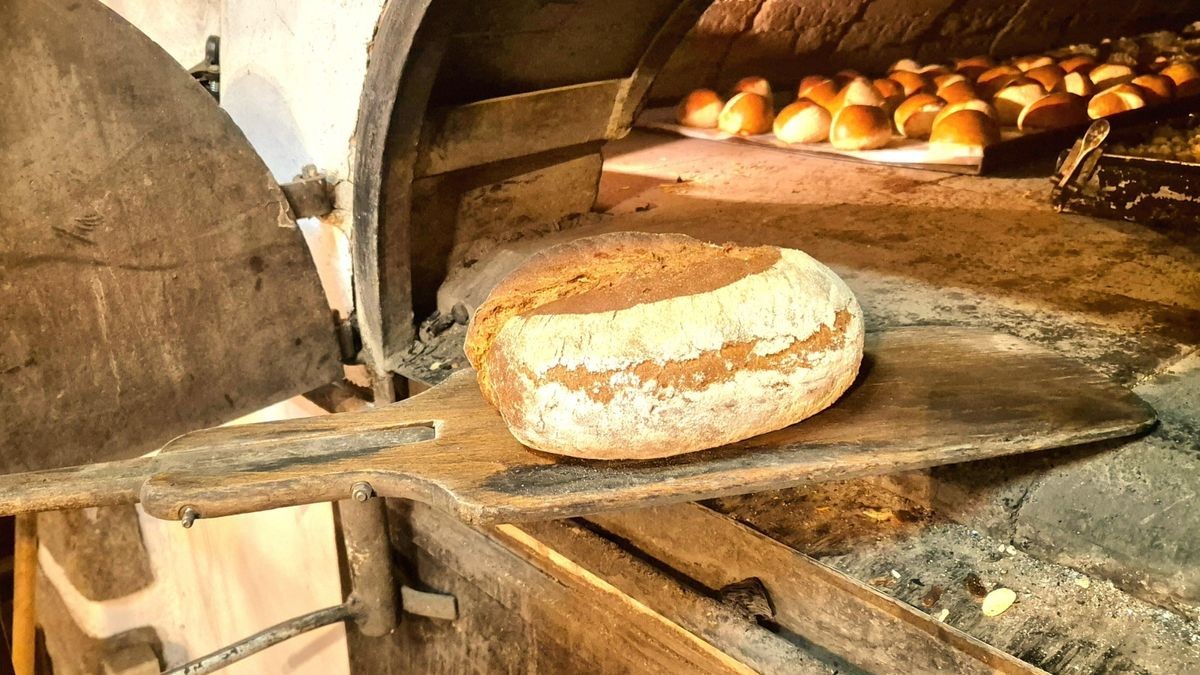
<box><xmin>895</xmin><ymin>93</ymin><xmax>945</xmax><ymax>139</ymax></box>
<box><xmin>676</xmin><ymin>89</ymin><xmax>725</xmax><ymax>128</ymax></box>
<box><xmin>1053</xmin><ymin>71</ymin><xmax>1094</xmax><ymax>97</ymax></box>
<box><xmin>465</xmin><ymin>233</ymin><xmax>865</xmax><ymax>460</ymax></box>
<box><xmin>1057</xmin><ymin>55</ymin><xmax>1096</xmax><ymax>75</ymax></box>
<box><xmin>774</xmin><ymin>99</ymin><xmax>831</xmax><ymax>143</ymax></box>
<box><xmin>830</xmin><ymin>105</ymin><xmax>892</xmax><ymax>150</ymax></box>
<box><xmin>954</xmin><ymin>55</ymin><xmax>994</xmax><ymax>80</ymax></box>
<box><xmin>1130</xmin><ymin>74</ymin><xmax>1175</xmax><ymax>105</ymax></box>
<box><xmin>831</xmin><ymin>77</ymin><xmax>886</xmax><ymax>113</ymax></box>
<box><xmin>718</xmin><ymin>92</ymin><xmax>774</xmax><ymax>135</ymax></box>
<box><xmin>937</xmin><ymin>79</ymin><xmax>978</xmax><ymax>104</ymax></box>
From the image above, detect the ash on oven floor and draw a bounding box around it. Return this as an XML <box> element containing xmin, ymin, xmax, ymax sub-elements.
<box><xmin>397</xmin><ymin>312</ymin><xmax>470</xmax><ymax>386</ymax></box>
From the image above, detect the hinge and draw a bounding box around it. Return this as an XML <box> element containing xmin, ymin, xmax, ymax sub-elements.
<box><xmin>280</xmin><ymin>165</ymin><xmax>334</xmax><ymax>220</ymax></box>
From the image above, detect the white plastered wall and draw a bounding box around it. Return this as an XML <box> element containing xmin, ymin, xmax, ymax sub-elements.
<box><xmin>44</xmin><ymin>1</ymin><xmax>390</xmax><ymax>671</ymax></box>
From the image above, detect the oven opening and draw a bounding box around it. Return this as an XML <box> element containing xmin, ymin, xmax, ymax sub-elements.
<box><xmin>382</xmin><ymin>1</ymin><xmax>1200</xmax><ymax>392</ymax></box>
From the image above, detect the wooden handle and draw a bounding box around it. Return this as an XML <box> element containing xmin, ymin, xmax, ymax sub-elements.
<box><xmin>12</xmin><ymin>514</ymin><xmax>37</xmax><ymax>675</ymax></box>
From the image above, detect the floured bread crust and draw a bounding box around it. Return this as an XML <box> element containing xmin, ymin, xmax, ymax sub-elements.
<box><xmin>465</xmin><ymin>232</ymin><xmax>864</xmax><ymax>460</ymax></box>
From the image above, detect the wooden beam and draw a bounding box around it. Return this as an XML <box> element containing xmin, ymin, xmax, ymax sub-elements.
<box><xmin>351</xmin><ymin>0</ymin><xmax>449</xmax><ymax>388</ymax></box>
<box><xmin>587</xmin><ymin>503</ymin><xmax>1045</xmax><ymax>675</ymax></box>
<box><xmin>414</xmin><ymin>80</ymin><xmax>625</xmax><ymax>178</ymax></box>
<box><xmin>407</xmin><ymin>502</ymin><xmax>751</xmax><ymax>673</ymax></box>
<box><xmin>607</xmin><ymin>0</ymin><xmax>713</xmax><ymax>133</ymax></box>
<box><xmin>507</xmin><ymin>519</ymin><xmax>835</xmax><ymax>673</ymax></box>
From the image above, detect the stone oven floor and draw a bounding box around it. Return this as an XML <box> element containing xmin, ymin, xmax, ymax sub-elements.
<box><xmin>403</xmin><ymin>130</ymin><xmax>1199</xmax><ymax>672</ymax></box>
<box><xmin>592</xmin><ymin>130</ymin><xmax>1200</xmax><ymax>671</ymax></box>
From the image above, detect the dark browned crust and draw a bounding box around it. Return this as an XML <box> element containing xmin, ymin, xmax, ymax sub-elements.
<box><xmin>464</xmin><ymin>232</ymin><xmax>782</xmax><ymax>403</ymax></box>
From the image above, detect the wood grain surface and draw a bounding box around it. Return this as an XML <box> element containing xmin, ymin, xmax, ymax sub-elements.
<box><xmin>0</xmin><ymin>0</ymin><xmax>340</xmax><ymax>474</ymax></box>
<box><xmin>587</xmin><ymin>503</ymin><xmax>1046</xmax><ymax>674</ymax></box>
<box><xmin>0</xmin><ymin>327</ymin><xmax>1156</xmax><ymax>525</ymax></box>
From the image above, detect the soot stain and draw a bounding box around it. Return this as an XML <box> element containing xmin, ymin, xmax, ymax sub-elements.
<box><xmin>239</xmin><ymin>444</ymin><xmax>395</xmax><ymax>473</ymax></box>
<box><xmin>481</xmin><ymin>442</ymin><xmax>777</xmax><ymax>496</ymax></box>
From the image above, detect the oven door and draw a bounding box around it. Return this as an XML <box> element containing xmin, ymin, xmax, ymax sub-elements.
<box><xmin>0</xmin><ymin>0</ymin><xmax>342</xmax><ymax>473</ymax></box>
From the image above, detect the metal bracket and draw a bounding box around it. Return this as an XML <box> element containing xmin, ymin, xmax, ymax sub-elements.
<box><xmin>333</xmin><ymin>310</ymin><xmax>361</xmax><ymax>364</ymax></box>
<box><xmin>280</xmin><ymin>165</ymin><xmax>334</xmax><ymax>220</ymax></box>
<box><xmin>168</xmin><ymin>494</ymin><xmax>457</xmax><ymax>674</ymax></box>
<box><xmin>401</xmin><ymin>585</ymin><xmax>459</xmax><ymax>621</ymax></box>
<box><xmin>188</xmin><ymin>35</ymin><xmax>220</xmax><ymax>100</ymax></box>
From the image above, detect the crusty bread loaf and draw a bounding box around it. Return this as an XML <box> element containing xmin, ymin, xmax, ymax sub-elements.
<box><xmin>465</xmin><ymin>232</ymin><xmax>865</xmax><ymax>460</ymax></box>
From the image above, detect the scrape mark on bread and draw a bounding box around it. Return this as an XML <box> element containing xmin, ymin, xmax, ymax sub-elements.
<box><xmin>543</xmin><ymin>310</ymin><xmax>852</xmax><ymax>403</ymax></box>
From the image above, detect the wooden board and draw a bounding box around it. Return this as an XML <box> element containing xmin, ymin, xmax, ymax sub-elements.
<box><xmin>0</xmin><ymin>328</ymin><xmax>1155</xmax><ymax>525</ymax></box>
<box><xmin>0</xmin><ymin>0</ymin><xmax>341</xmax><ymax>473</ymax></box>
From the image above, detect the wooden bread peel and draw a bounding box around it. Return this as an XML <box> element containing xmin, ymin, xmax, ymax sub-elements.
<box><xmin>0</xmin><ymin>327</ymin><xmax>1155</xmax><ymax>526</ymax></box>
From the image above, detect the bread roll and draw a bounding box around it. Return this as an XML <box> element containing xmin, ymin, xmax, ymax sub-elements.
<box><xmin>873</xmin><ymin>78</ymin><xmax>906</xmax><ymax>112</ymax></box>
<box><xmin>1088</xmin><ymin>63</ymin><xmax>1135</xmax><ymax>90</ymax></box>
<box><xmin>1018</xmin><ymin>92</ymin><xmax>1087</xmax><ymax>131</ymax></box>
<box><xmin>733</xmin><ymin>76</ymin><xmax>772</xmax><ymax>99</ymax></box>
<box><xmin>918</xmin><ymin>64</ymin><xmax>950</xmax><ymax>76</ymax></box>
<box><xmin>798</xmin><ymin>77</ymin><xmax>840</xmax><ymax>111</ymax></box>
<box><xmin>930</xmin><ymin>110</ymin><xmax>1000</xmax><ymax>157</ymax></box>
<box><xmin>830</xmin><ymin>105</ymin><xmax>893</xmax><ymax>150</ymax></box>
<box><xmin>976</xmin><ymin>65</ymin><xmax>1022</xmax><ymax>97</ymax></box>
<box><xmin>1014</xmin><ymin>55</ymin><xmax>1054</xmax><ymax>72</ymax></box>
<box><xmin>1087</xmin><ymin>84</ymin><xmax>1146</xmax><ymax>119</ymax></box>
<box><xmin>889</xmin><ymin>70</ymin><xmax>934</xmax><ymax>97</ymax></box>
<box><xmin>718</xmin><ymin>92</ymin><xmax>774</xmax><ymax>135</ymax></box>
<box><xmin>933</xmin><ymin>73</ymin><xmax>966</xmax><ymax>89</ymax></box>
<box><xmin>937</xmin><ymin>79</ymin><xmax>977</xmax><ymax>104</ymax></box>
<box><xmin>798</xmin><ymin>75</ymin><xmax>829</xmax><ymax>96</ymax></box>
<box><xmin>774</xmin><ymin>99</ymin><xmax>832</xmax><ymax>143</ymax></box>
<box><xmin>465</xmin><ymin>232</ymin><xmax>865</xmax><ymax>460</ymax></box>
<box><xmin>955</xmin><ymin>55</ymin><xmax>994</xmax><ymax>80</ymax></box>
<box><xmin>1131</xmin><ymin>74</ymin><xmax>1175</xmax><ymax>105</ymax></box>
<box><xmin>890</xmin><ymin>58</ymin><xmax>921</xmax><ymax>73</ymax></box>
<box><xmin>1057</xmin><ymin>55</ymin><xmax>1096</xmax><ymax>75</ymax></box>
<box><xmin>831</xmin><ymin>77</ymin><xmax>886</xmax><ymax>113</ymax></box>
<box><xmin>993</xmin><ymin>78</ymin><xmax>1046</xmax><ymax>126</ymax></box>
<box><xmin>676</xmin><ymin>89</ymin><xmax>724</xmax><ymax>128</ymax></box>
<box><xmin>932</xmin><ymin>99</ymin><xmax>998</xmax><ymax>129</ymax></box>
<box><xmin>1052</xmin><ymin>71</ymin><xmax>1095</xmax><ymax>97</ymax></box>
<box><xmin>1160</xmin><ymin>62</ymin><xmax>1200</xmax><ymax>97</ymax></box>
<box><xmin>894</xmin><ymin>93</ymin><xmax>946</xmax><ymax>139</ymax></box>
<box><xmin>1025</xmin><ymin>64</ymin><xmax>1065</xmax><ymax>91</ymax></box>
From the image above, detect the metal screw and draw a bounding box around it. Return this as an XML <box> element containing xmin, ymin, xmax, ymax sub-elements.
<box><xmin>350</xmin><ymin>482</ymin><xmax>374</xmax><ymax>502</ymax></box>
<box><xmin>180</xmin><ymin>506</ymin><xmax>200</xmax><ymax>528</ymax></box>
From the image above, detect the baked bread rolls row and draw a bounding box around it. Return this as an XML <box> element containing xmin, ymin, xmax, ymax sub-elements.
<box><xmin>465</xmin><ymin>232</ymin><xmax>865</xmax><ymax>460</ymax></box>
<box><xmin>674</xmin><ymin>51</ymin><xmax>1200</xmax><ymax>150</ymax></box>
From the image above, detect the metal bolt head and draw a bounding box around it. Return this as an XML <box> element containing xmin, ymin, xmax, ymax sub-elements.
<box><xmin>351</xmin><ymin>481</ymin><xmax>373</xmax><ymax>502</ymax></box>
<box><xmin>180</xmin><ymin>506</ymin><xmax>200</xmax><ymax>528</ymax></box>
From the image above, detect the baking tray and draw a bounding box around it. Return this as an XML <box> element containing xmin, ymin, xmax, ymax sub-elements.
<box><xmin>637</xmin><ymin>94</ymin><xmax>1200</xmax><ymax>175</ymax></box>
<box><xmin>1053</xmin><ymin>105</ymin><xmax>1200</xmax><ymax>228</ymax></box>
